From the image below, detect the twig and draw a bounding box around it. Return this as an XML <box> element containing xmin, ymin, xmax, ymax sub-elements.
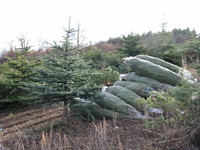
<box><xmin>142</xmin><ymin>128</ymin><xmax>164</xmax><ymax>137</ymax></box>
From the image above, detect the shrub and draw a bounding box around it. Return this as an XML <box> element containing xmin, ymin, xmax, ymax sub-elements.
<box><xmin>92</xmin><ymin>67</ymin><xmax>119</xmax><ymax>86</ymax></box>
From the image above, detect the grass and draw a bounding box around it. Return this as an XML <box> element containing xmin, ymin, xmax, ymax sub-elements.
<box><xmin>2</xmin><ymin>115</ymin><xmax>196</xmax><ymax>150</ymax></box>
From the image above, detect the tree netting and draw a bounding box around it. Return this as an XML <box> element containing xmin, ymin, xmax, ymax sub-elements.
<box><xmin>70</xmin><ymin>55</ymin><xmax>197</xmax><ymax>119</ymax></box>
<box><xmin>113</xmin><ymin>81</ymin><xmax>155</xmax><ymax>98</ymax></box>
<box><xmin>122</xmin><ymin>72</ymin><xmax>173</xmax><ymax>91</ymax></box>
<box><xmin>70</xmin><ymin>101</ymin><xmax>138</xmax><ymax>120</ymax></box>
<box><xmin>123</xmin><ymin>57</ymin><xmax>182</xmax><ymax>86</ymax></box>
<box><xmin>105</xmin><ymin>86</ymin><xmax>140</xmax><ymax>108</ymax></box>
<box><xmin>135</xmin><ymin>55</ymin><xmax>197</xmax><ymax>83</ymax></box>
<box><xmin>93</xmin><ymin>92</ymin><xmax>141</xmax><ymax>116</ymax></box>
<box><xmin>135</xmin><ymin>55</ymin><xmax>181</xmax><ymax>73</ymax></box>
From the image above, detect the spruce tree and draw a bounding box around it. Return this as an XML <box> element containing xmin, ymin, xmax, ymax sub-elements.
<box><xmin>0</xmin><ymin>42</ymin><xmax>39</xmax><ymax>107</ymax></box>
<box><xmin>22</xmin><ymin>28</ymin><xmax>97</xmax><ymax>121</ymax></box>
<box><xmin>118</xmin><ymin>33</ymin><xmax>145</xmax><ymax>57</ymax></box>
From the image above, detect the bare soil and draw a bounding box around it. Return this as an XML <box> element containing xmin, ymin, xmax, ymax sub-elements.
<box><xmin>0</xmin><ymin>106</ymin><xmax>63</xmax><ymax>140</ymax></box>
<box><xmin>0</xmin><ymin>106</ymin><xmax>191</xmax><ymax>150</ymax></box>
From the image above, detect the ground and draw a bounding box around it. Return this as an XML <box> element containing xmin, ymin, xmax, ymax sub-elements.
<box><xmin>0</xmin><ymin>106</ymin><xmax>194</xmax><ymax>150</ymax></box>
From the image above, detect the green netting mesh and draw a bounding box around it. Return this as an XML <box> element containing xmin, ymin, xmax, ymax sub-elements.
<box><xmin>114</xmin><ymin>81</ymin><xmax>154</xmax><ymax>98</ymax></box>
<box><xmin>124</xmin><ymin>57</ymin><xmax>182</xmax><ymax>86</ymax></box>
<box><xmin>122</xmin><ymin>72</ymin><xmax>173</xmax><ymax>91</ymax></box>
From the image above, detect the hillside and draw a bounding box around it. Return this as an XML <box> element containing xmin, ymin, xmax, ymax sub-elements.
<box><xmin>0</xmin><ymin>105</ymin><xmax>192</xmax><ymax>150</ymax></box>
<box><xmin>0</xmin><ymin>28</ymin><xmax>200</xmax><ymax>150</ymax></box>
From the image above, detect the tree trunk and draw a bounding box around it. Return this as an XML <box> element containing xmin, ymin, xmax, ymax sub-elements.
<box><xmin>63</xmin><ymin>101</ymin><xmax>69</xmax><ymax>124</ymax></box>
<box><xmin>196</xmin><ymin>55</ymin><xmax>200</xmax><ymax>64</ymax></box>
<box><xmin>182</xmin><ymin>54</ymin><xmax>187</xmax><ymax>69</ymax></box>
<box><xmin>181</xmin><ymin>54</ymin><xmax>184</xmax><ymax>67</ymax></box>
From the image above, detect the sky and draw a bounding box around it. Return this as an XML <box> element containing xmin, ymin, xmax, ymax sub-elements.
<box><xmin>0</xmin><ymin>0</ymin><xmax>200</xmax><ymax>51</ymax></box>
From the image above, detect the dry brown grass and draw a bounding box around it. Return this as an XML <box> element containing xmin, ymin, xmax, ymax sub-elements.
<box><xmin>1</xmin><ymin>116</ymin><xmax>193</xmax><ymax>150</ymax></box>
<box><xmin>0</xmin><ymin>101</ymin><xmax>199</xmax><ymax>150</ymax></box>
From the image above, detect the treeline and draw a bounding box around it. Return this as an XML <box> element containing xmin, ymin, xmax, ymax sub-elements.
<box><xmin>94</xmin><ymin>27</ymin><xmax>199</xmax><ymax>67</ymax></box>
<box><xmin>0</xmin><ymin>27</ymin><xmax>199</xmax><ymax>112</ymax></box>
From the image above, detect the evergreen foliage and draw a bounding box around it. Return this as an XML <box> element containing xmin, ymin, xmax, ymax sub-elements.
<box><xmin>83</xmin><ymin>48</ymin><xmax>123</xmax><ymax>71</ymax></box>
<box><xmin>91</xmin><ymin>67</ymin><xmax>119</xmax><ymax>86</ymax></box>
<box><xmin>0</xmin><ymin>45</ymin><xmax>39</xmax><ymax>108</ymax></box>
<box><xmin>83</xmin><ymin>48</ymin><xmax>108</xmax><ymax>69</ymax></box>
<box><xmin>193</xmin><ymin>64</ymin><xmax>200</xmax><ymax>76</ymax></box>
<box><xmin>182</xmin><ymin>39</ymin><xmax>200</xmax><ymax>64</ymax></box>
<box><xmin>0</xmin><ymin>25</ymin><xmax>199</xmax><ymax>124</ymax></box>
<box><xmin>172</xmin><ymin>28</ymin><xmax>197</xmax><ymax>44</ymax></box>
<box><xmin>118</xmin><ymin>33</ymin><xmax>145</xmax><ymax>57</ymax></box>
<box><xmin>161</xmin><ymin>49</ymin><xmax>182</xmax><ymax>66</ymax></box>
<box><xmin>21</xmin><ymin>28</ymin><xmax>97</xmax><ymax>106</ymax></box>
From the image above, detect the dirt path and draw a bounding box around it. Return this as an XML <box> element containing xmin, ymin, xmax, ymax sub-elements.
<box><xmin>0</xmin><ymin>106</ymin><xmax>64</xmax><ymax>141</ymax></box>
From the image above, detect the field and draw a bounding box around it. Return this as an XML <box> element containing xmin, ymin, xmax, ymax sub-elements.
<box><xmin>0</xmin><ymin>105</ymin><xmax>193</xmax><ymax>150</ymax></box>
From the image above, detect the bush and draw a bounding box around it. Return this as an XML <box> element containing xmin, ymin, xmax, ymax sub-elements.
<box><xmin>83</xmin><ymin>49</ymin><xmax>108</xmax><ymax>69</ymax></box>
<box><xmin>0</xmin><ymin>51</ymin><xmax>40</xmax><ymax>110</ymax></box>
<box><xmin>83</xmin><ymin>48</ymin><xmax>125</xmax><ymax>72</ymax></box>
<box><xmin>92</xmin><ymin>67</ymin><xmax>119</xmax><ymax>86</ymax></box>
<box><xmin>170</xmin><ymin>80</ymin><xmax>200</xmax><ymax>123</ymax></box>
<box><xmin>162</xmin><ymin>49</ymin><xmax>182</xmax><ymax>67</ymax></box>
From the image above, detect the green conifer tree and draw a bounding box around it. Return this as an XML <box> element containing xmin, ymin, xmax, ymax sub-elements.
<box><xmin>118</xmin><ymin>33</ymin><xmax>145</xmax><ymax>57</ymax></box>
<box><xmin>21</xmin><ymin>28</ymin><xmax>97</xmax><ymax>121</ymax></box>
<box><xmin>0</xmin><ymin>45</ymin><xmax>39</xmax><ymax>110</ymax></box>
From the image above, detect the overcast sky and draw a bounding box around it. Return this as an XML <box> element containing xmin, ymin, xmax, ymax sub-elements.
<box><xmin>0</xmin><ymin>0</ymin><xmax>199</xmax><ymax>51</ymax></box>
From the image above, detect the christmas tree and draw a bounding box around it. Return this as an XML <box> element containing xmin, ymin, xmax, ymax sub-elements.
<box><xmin>21</xmin><ymin>27</ymin><xmax>97</xmax><ymax>121</ymax></box>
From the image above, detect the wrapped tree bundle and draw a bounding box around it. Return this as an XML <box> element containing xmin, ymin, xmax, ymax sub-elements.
<box><xmin>113</xmin><ymin>81</ymin><xmax>154</xmax><ymax>98</ymax></box>
<box><xmin>94</xmin><ymin>92</ymin><xmax>140</xmax><ymax>116</ymax></box>
<box><xmin>135</xmin><ymin>55</ymin><xmax>181</xmax><ymax>73</ymax></box>
<box><xmin>124</xmin><ymin>57</ymin><xmax>182</xmax><ymax>86</ymax></box>
<box><xmin>135</xmin><ymin>55</ymin><xmax>197</xmax><ymax>83</ymax></box>
<box><xmin>122</xmin><ymin>72</ymin><xmax>173</xmax><ymax>91</ymax></box>
<box><xmin>70</xmin><ymin>101</ymin><xmax>138</xmax><ymax>119</ymax></box>
<box><xmin>105</xmin><ymin>86</ymin><xmax>141</xmax><ymax>109</ymax></box>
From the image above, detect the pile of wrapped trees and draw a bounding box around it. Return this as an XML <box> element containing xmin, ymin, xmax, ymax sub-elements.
<box><xmin>70</xmin><ymin>55</ymin><xmax>197</xmax><ymax>120</ymax></box>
